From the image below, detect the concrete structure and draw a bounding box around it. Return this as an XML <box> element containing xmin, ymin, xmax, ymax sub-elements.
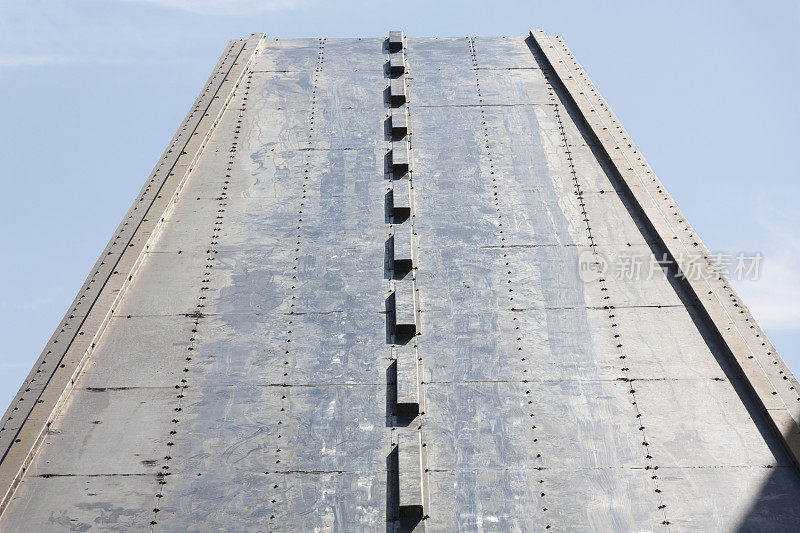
<box><xmin>1</xmin><ymin>31</ymin><xmax>799</xmax><ymax>531</ymax></box>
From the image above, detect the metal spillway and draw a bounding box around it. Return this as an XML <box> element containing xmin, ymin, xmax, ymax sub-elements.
<box><xmin>1</xmin><ymin>31</ymin><xmax>800</xmax><ymax>531</ymax></box>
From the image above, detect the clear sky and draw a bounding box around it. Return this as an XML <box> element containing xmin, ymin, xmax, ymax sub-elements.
<box><xmin>0</xmin><ymin>0</ymin><xmax>798</xmax><ymax>410</ymax></box>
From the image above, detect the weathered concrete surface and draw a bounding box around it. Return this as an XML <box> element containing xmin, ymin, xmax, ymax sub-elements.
<box><xmin>1</xmin><ymin>33</ymin><xmax>799</xmax><ymax>532</ymax></box>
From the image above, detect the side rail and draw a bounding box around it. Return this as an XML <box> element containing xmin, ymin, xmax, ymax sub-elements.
<box><xmin>529</xmin><ymin>29</ymin><xmax>800</xmax><ymax>466</ymax></box>
<box><xmin>0</xmin><ymin>33</ymin><xmax>265</xmax><ymax>515</ymax></box>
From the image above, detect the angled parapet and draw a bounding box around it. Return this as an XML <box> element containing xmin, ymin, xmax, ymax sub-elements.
<box><xmin>389</xmin><ymin>52</ymin><xmax>405</xmax><ymax>75</ymax></box>
<box><xmin>0</xmin><ymin>33</ymin><xmax>265</xmax><ymax>515</ymax></box>
<box><xmin>391</xmin><ymin>138</ymin><xmax>410</xmax><ymax>175</ymax></box>
<box><xmin>388</xmin><ymin>30</ymin><xmax>404</xmax><ymax>52</ymax></box>
<box><xmin>391</xmin><ymin>104</ymin><xmax>408</xmax><ymax>137</ymax></box>
<box><xmin>393</xmin><ymin>280</ymin><xmax>416</xmax><ymax>343</ymax></box>
<box><xmin>395</xmin><ymin>432</ymin><xmax>424</xmax><ymax>527</ymax></box>
<box><xmin>529</xmin><ymin>28</ymin><xmax>800</xmax><ymax>468</ymax></box>
<box><xmin>390</xmin><ymin>78</ymin><xmax>406</xmax><ymax>106</ymax></box>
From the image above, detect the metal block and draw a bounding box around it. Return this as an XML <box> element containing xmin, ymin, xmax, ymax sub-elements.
<box><xmin>395</xmin><ymin>345</ymin><xmax>419</xmax><ymax>418</ymax></box>
<box><xmin>389</xmin><ymin>52</ymin><xmax>405</xmax><ymax>75</ymax></box>
<box><xmin>391</xmin><ymin>220</ymin><xmax>413</xmax><ymax>278</ymax></box>
<box><xmin>393</xmin><ymin>279</ymin><xmax>416</xmax><ymax>343</ymax></box>
<box><xmin>391</xmin><ymin>178</ymin><xmax>412</xmax><ymax>220</ymax></box>
<box><xmin>391</xmin><ymin>104</ymin><xmax>408</xmax><ymax>137</ymax></box>
<box><xmin>390</xmin><ymin>78</ymin><xmax>406</xmax><ymax>105</ymax></box>
<box><xmin>396</xmin><ymin>432</ymin><xmax>423</xmax><ymax>524</ymax></box>
<box><xmin>391</xmin><ymin>138</ymin><xmax>410</xmax><ymax>174</ymax></box>
<box><xmin>388</xmin><ymin>30</ymin><xmax>404</xmax><ymax>52</ymax></box>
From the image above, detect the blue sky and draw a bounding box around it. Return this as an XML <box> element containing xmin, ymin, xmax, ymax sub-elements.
<box><xmin>1</xmin><ymin>0</ymin><xmax>798</xmax><ymax>409</ymax></box>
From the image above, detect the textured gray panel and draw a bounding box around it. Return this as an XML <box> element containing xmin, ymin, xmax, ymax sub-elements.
<box><xmin>657</xmin><ymin>466</ymin><xmax>800</xmax><ymax>531</ymax></box>
<box><xmin>253</xmin><ymin>38</ymin><xmax>387</xmax><ymax>73</ymax></box>
<box><xmin>249</xmin><ymin>70</ymin><xmax>388</xmax><ymax>110</ymax></box>
<box><xmin>471</xmin><ymin>36</ymin><xmax>544</xmax><ymax>69</ymax></box>
<box><xmin>405</xmin><ymin>37</ymin><xmax>474</xmax><ymax>72</ymax></box>
<box><xmin>2</xmin><ymin>475</ymin><xmax>155</xmax><ymax>531</ymax></box>
<box><xmin>409</xmin><ymin>67</ymin><xmax>552</xmax><ymax>106</ymax></box>
<box><xmin>24</xmin><ymin>388</ymin><xmax>173</xmax><ymax>477</ymax></box>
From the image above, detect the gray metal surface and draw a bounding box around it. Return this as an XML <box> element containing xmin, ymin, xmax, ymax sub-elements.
<box><xmin>530</xmin><ymin>29</ymin><xmax>800</xmax><ymax>468</ymax></box>
<box><xmin>0</xmin><ymin>33</ymin><xmax>265</xmax><ymax>518</ymax></box>
<box><xmin>1</xmin><ymin>32</ymin><xmax>799</xmax><ymax>532</ymax></box>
